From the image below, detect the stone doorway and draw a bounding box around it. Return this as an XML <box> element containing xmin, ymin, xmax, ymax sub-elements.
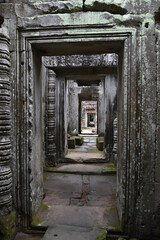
<box><xmin>81</xmin><ymin>100</ymin><xmax>97</xmax><ymax>134</ymax></box>
<box><xmin>64</xmin><ymin>75</ymin><xmax>108</xmax><ymax>163</ymax></box>
<box><xmin>18</xmin><ymin>25</ymin><xmax>137</xmax><ymax>238</ymax></box>
<box><xmin>44</xmin><ymin>58</ymin><xmax>117</xmax><ymax>163</ymax></box>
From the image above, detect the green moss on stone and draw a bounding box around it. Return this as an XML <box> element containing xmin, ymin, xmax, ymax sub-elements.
<box><xmin>96</xmin><ymin>137</ymin><xmax>104</xmax><ymax>151</ymax></box>
<box><xmin>110</xmin><ymin>204</ymin><xmax>117</xmax><ymax>214</ymax></box>
<box><xmin>31</xmin><ymin>213</ymin><xmax>42</xmax><ymax>227</ymax></box>
<box><xmin>44</xmin><ymin>166</ymin><xmax>57</xmax><ymax>172</ymax></box>
<box><xmin>106</xmin><ymin>164</ymin><xmax>117</xmax><ymax>172</ymax></box>
<box><xmin>31</xmin><ymin>200</ymin><xmax>49</xmax><ymax>227</ymax></box>
<box><xmin>75</xmin><ymin>136</ymin><xmax>84</xmax><ymax>146</ymax></box>
<box><xmin>96</xmin><ymin>229</ymin><xmax>107</xmax><ymax>240</ymax></box>
<box><xmin>43</xmin><ymin>171</ymin><xmax>49</xmax><ymax>180</ymax></box>
<box><xmin>0</xmin><ymin>212</ymin><xmax>16</xmax><ymax>240</ymax></box>
<box><xmin>113</xmin><ymin>219</ymin><xmax>122</xmax><ymax>231</ymax></box>
<box><xmin>41</xmin><ymin>201</ymin><xmax>48</xmax><ymax>211</ymax></box>
<box><xmin>109</xmin><ymin>204</ymin><xmax>122</xmax><ymax>231</ymax></box>
<box><xmin>117</xmin><ymin>222</ymin><xmax>122</xmax><ymax>231</ymax></box>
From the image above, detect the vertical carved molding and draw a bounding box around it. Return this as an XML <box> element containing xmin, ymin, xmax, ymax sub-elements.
<box><xmin>113</xmin><ymin>117</ymin><xmax>118</xmax><ymax>163</ymax></box>
<box><xmin>46</xmin><ymin>69</ymin><xmax>56</xmax><ymax>165</ymax></box>
<box><xmin>0</xmin><ymin>28</ymin><xmax>12</xmax><ymax>215</ymax></box>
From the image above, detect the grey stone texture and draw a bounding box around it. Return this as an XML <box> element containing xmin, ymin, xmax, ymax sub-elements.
<box><xmin>0</xmin><ymin>27</ymin><xmax>12</xmax><ymax>216</ymax></box>
<box><xmin>45</xmin><ymin>69</ymin><xmax>56</xmax><ymax>165</ymax></box>
<box><xmin>0</xmin><ymin>0</ymin><xmax>159</xmax><ymax>240</ymax></box>
<box><xmin>44</xmin><ymin>54</ymin><xmax>118</xmax><ymax>68</ymax></box>
<box><xmin>42</xmin><ymin>225</ymin><xmax>104</xmax><ymax>240</ymax></box>
<box><xmin>41</xmin><ymin>166</ymin><xmax>118</xmax><ymax>240</ymax></box>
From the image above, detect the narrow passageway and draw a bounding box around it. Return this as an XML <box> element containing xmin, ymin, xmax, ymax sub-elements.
<box><xmin>32</xmin><ymin>134</ymin><xmax>121</xmax><ymax>239</ymax></box>
<box><xmin>65</xmin><ymin>135</ymin><xmax>105</xmax><ymax>162</ymax></box>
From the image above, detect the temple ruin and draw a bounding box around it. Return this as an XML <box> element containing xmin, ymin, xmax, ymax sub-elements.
<box><xmin>0</xmin><ymin>1</ymin><xmax>160</xmax><ymax>239</ymax></box>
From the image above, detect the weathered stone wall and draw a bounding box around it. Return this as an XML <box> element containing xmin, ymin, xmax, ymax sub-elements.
<box><xmin>0</xmin><ymin>1</ymin><xmax>159</xmax><ymax>239</ymax></box>
<box><xmin>154</xmin><ymin>27</ymin><xmax>160</xmax><ymax>238</ymax></box>
<box><xmin>104</xmin><ymin>70</ymin><xmax>117</xmax><ymax>154</ymax></box>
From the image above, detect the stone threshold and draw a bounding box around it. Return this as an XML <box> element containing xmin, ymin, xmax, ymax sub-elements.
<box><xmin>44</xmin><ymin>163</ymin><xmax>116</xmax><ymax>175</ymax></box>
<box><xmin>58</xmin><ymin>157</ymin><xmax>107</xmax><ymax>164</ymax></box>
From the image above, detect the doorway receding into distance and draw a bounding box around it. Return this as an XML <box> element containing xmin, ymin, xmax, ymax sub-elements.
<box><xmin>81</xmin><ymin>100</ymin><xmax>97</xmax><ymax>134</ymax></box>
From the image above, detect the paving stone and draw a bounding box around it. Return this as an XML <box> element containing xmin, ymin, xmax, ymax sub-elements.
<box><xmin>82</xmin><ymin>175</ymin><xmax>90</xmax><ymax>184</ymax></box>
<box><xmin>90</xmin><ymin>175</ymin><xmax>116</xmax><ymax>195</ymax></box>
<box><xmin>44</xmin><ymin>194</ymin><xmax>70</xmax><ymax>206</ymax></box>
<box><xmin>44</xmin><ymin>174</ymin><xmax>82</xmax><ymax>206</ymax></box>
<box><xmin>15</xmin><ymin>233</ymin><xmax>44</xmax><ymax>240</ymax></box>
<box><xmin>44</xmin><ymin>173</ymin><xmax>82</xmax><ymax>193</ymax></box>
<box><xmin>43</xmin><ymin>225</ymin><xmax>105</xmax><ymax>240</ymax></box>
<box><xmin>87</xmin><ymin>195</ymin><xmax>116</xmax><ymax>207</ymax></box>
<box><xmin>41</xmin><ymin>205</ymin><xmax>116</xmax><ymax>228</ymax></box>
<box><xmin>74</xmin><ymin>148</ymin><xmax>88</xmax><ymax>153</ymax></box>
<box><xmin>41</xmin><ymin>166</ymin><xmax>119</xmax><ymax>239</ymax></box>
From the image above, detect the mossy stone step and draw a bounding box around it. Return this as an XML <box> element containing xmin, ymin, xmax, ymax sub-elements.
<box><xmin>75</xmin><ymin>136</ymin><xmax>84</xmax><ymax>146</ymax></box>
<box><xmin>96</xmin><ymin>137</ymin><xmax>104</xmax><ymax>151</ymax></box>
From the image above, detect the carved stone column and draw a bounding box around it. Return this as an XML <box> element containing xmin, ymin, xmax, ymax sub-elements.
<box><xmin>46</xmin><ymin>69</ymin><xmax>56</xmax><ymax>165</ymax></box>
<box><xmin>0</xmin><ymin>28</ymin><xmax>12</xmax><ymax>215</ymax></box>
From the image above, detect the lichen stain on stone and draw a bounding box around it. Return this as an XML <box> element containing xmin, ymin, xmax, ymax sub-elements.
<box><xmin>96</xmin><ymin>229</ymin><xmax>107</xmax><ymax>240</ymax></box>
<box><xmin>31</xmin><ymin>200</ymin><xmax>49</xmax><ymax>227</ymax></box>
<box><xmin>0</xmin><ymin>212</ymin><xmax>16</xmax><ymax>240</ymax></box>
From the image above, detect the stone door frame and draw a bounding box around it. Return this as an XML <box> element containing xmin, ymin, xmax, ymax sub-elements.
<box><xmin>17</xmin><ymin>25</ymin><xmax>138</xmax><ymax>233</ymax></box>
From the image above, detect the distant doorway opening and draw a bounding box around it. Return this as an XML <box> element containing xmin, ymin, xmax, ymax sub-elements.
<box><xmin>81</xmin><ymin>101</ymin><xmax>97</xmax><ymax>135</ymax></box>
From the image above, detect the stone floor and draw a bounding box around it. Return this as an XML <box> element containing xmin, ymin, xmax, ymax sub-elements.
<box><xmin>65</xmin><ymin>135</ymin><xmax>105</xmax><ymax>162</ymax></box>
<box><xmin>41</xmin><ymin>164</ymin><xmax>119</xmax><ymax>239</ymax></box>
<box><xmin>15</xmin><ymin>163</ymin><xmax>119</xmax><ymax>240</ymax></box>
<box><xmin>15</xmin><ymin>138</ymin><xmax>120</xmax><ymax>240</ymax></box>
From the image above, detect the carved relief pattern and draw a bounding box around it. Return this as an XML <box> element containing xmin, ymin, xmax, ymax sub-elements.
<box><xmin>46</xmin><ymin>69</ymin><xmax>56</xmax><ymax>165</ymax></box>
<box><xmin>0</xmin><ymin>28</ymin><xmax>12</xmax><ymax>215</ymax></box>
<box><xmin>44</xmin><ymin>54</ymin><xmax>118</xmax><ymax>68</ymax></box>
